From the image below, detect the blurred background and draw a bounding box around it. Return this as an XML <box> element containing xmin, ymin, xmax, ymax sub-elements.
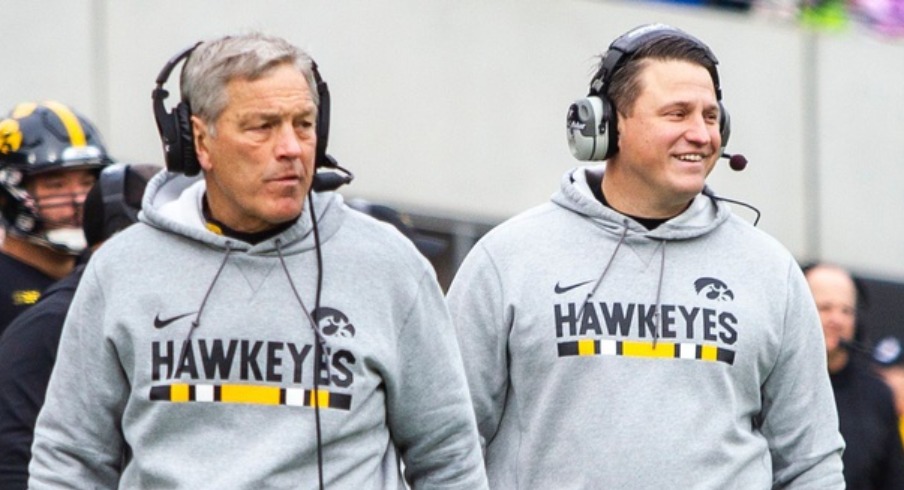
<box><xmin>2</xmin><ymin>0</ymin><xmax>903</xmax><ymax>340</ymax></box>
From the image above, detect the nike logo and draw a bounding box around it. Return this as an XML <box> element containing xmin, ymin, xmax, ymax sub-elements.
<box><xmin>554</xmin><ymin>280</ymin><xmax>593</xmax><ymax>294</ymax></box>
<box><xmin>154</xmin><ymin>312</ymin><xmax>196</xmax><ymax>329</ymax></box>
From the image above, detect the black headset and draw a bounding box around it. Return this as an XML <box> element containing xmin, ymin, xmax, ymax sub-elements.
<box><xmin>152</xmin><ymin>42</ymin><xmax>352</xmax><ymax>191</ymax></box>
<box><xmin>566</xmin><ymin>24</ymin><xmax>731</xmax><ymax>162</ymax></box>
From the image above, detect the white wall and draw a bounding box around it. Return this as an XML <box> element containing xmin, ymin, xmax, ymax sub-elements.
<box><xmin>2</xmin><ymin>0</ymin><xmax>903</xmax><ymax>278</ymax></box>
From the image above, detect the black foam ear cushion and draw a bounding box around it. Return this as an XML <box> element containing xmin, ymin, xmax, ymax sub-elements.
<box><xmin>599</xmin><ymin>96</ymin><xmax>618</xmax><ymax>160</ymax></box>
<box><xmin>313</xmin><ymin>73</ymin><xmax>330</xmax><ymax>169</ymax></box>
<box><xmin>718</xmin><ymin>102</ymin><xmax>731</xmax><ymax>149</ymax></box>
<box><xmin>175</xmin><ymin>103</ymin><xmax>200</xmax><ymax>176</ymax></box>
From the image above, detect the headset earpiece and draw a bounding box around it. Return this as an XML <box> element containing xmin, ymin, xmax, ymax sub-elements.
<box><xmin>309</xmin><ymin>61</ymin><xmax>354</xmax><ymax>191</ymax></box>
<box><xmin>311</xmin><ymin>61</ymin><xmax>330</xmax><ymax>170</ymax></box>
<box><xmin>718</xmin><ymin>101</ymin><xmax>731</xmax><ymax>155</ymax></box>
<box><xmin>152</xmin><ymin>43</ymin><xmax>202</xmax><ymax>176</ymax></box>
<box><xmin>567</xmin><ymin>24</ymin><xmax>731</xmax><ymax>162</ymax></box>
<box><xmin>566</xmin><ymin>96</ymin><xmax>615</xmax><ymax>161</ymax></box>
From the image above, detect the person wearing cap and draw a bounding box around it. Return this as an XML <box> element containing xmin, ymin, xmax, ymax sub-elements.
<box><xmin>804</xmin><ymin>262</ymin><xmax>904</xmax><ymax>490</ymax></box>
<box><xmin>0</xmin><ymin>101</ymin><xmax>114</xmax><ymax>335</ymax></box>
<box><xmin>873</xmin><ymin>334</ymin><xmax>904</xmax><ymax>447</ymax></box>
<box><xmin>0</xmin><ymin>163</ymin><xmax>157</xmax><ymax>490</ymax></box>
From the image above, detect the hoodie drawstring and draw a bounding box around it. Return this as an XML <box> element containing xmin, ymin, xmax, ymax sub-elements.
<box><xmin>652</xmin><ymin>241</ymin><xmax>666</xmax><ymax>348</ymax></box>
<box><xmin>176</xmin><ymin>241</ymin><xmax>234</xmax><ymax>370</ymax></box>
<box><xmin>577</xmin><ymin>223</ymin><xmax>629</xmax><ymax>321</ymax></box>
<box><xmin>578</xmin><ymin>223</ymin><xmax>669</xmax><ymax>349</ymax></box>
<box><xmin>191</xmin><ymin>241</ymin><xmax>234</xmax><ymax>330</ymax></box>
<box><xmin>274</xmin><ymin>236</ymin><xmax>328</xmax><ymax>490</ymax></box>
<box><xmin>274</xmin><ymin>238</ymin><xmax>328</xmax><ymax>351</ymax></box>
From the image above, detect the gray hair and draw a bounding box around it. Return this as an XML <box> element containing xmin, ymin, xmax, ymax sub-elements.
<box><xmin>180</xmin><ymin>33</ymin><xmax>319</xmax><ymax>133</ymax></box>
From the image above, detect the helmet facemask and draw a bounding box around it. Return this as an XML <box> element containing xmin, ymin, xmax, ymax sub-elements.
<box><xmin>0</xmin><ymin>101</ymin><xmax>113</xmax><ymax>254</ymax></box>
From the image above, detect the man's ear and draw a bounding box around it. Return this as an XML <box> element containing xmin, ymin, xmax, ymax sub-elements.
<box><xmin>192</xmin><ymin>115</ymin><xmax>213</xmax><ymax>172</ymax></box>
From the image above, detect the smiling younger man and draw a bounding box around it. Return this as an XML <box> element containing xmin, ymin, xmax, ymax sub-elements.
<box><xmin>30</xmin><ymin>33</ymin><xmax>486</xmax><ymax>489</ymax></box>
<box><xmin>447</xmin><ymin>24</ymin><xmax>844</xmax><ymax>488</ymax></box>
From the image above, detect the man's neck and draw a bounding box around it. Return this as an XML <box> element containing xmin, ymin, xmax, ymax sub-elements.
<box><xmin>827</xmin><ymin>349</ymin><xmax>850</xmax><ymax>374</ymax></box>
<box><xmin>601</xmin><ymin>168</ymin><xmax>691</xmax><ymax>219</ymax></box>
<box><xmin>202</xmin><ymin>195</ymin><xmax>297</xmax><ymax>245</ymax></box>
<box><xmin>1</xmin><ymin>234</ymin><xmax>76</xmax><ymax>280</ymax></box>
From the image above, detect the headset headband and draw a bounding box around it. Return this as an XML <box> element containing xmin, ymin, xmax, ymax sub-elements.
<box><xmin>589</xmin><ymin>24</ymin><xmax>722</xmax><ymax>101</ymax></box>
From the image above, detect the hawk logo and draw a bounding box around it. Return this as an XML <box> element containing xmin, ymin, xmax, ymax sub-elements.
<box><xmin>313</xmin><ymin>307</ymin><xmax>356</xmax><ymax>338</ymax></box>
<box><xmin>12</xmin><ymin>289</ymin><xmax>41</xmax><ymax>306</ymax></box>
<box><xmin>0</xmin><ymin>118</ymin><xmax>23</xmax><ymax>154</ymax></box>
<box><xmin>694</xmin><ymin>277</ymin><xmax>734</xmax><ymax>301</ymax></box>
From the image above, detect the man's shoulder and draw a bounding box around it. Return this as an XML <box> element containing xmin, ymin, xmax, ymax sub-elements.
<box><xmin>338</xmin><ymin>207</ymin><xmax>434</xmax><ymax>271</ymax></box>
<box><xmin>0</xmin><ymin>250</ymin><xmax>51</xmax><ymax>278</ymax></box>
<box><xmin>478</xmin><ymin>202</ymin><xmax>565</xmax><ymax>245</ymax></box>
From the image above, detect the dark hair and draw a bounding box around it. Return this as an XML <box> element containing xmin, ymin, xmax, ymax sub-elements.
<box><xmin>605</xmin><ymin>36</ymin><xmax>719</xmax><ymax>117</ymax></box>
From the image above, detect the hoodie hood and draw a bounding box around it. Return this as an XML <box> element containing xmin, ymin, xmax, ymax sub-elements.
<box><xmin>551</xmin><ymin>164</ymin><xmax>732</xmax><ymax>242</ymax></box>
<box><xmin>139</xmin><ymin>170</ymin><xmax>345</xmax><ymax>255</ymax></box>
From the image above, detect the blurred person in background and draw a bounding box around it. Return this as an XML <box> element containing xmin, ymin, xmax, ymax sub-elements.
<box><xmin>0</xmin><ymin>101</ymin><xmax>113</xmax><ymax>335</ymax></box>
<box><xmin>804</xmin><ymin>262</ymin><xmax>904</xmax><ymax>490</ymax></box>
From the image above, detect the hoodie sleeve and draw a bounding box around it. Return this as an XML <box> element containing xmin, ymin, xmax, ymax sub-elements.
<box><xmin>386</xmin><ymin>270</ymin><xmax>489</xmax><ymax>490</ymax></box>
<box><xmin>445</xmin><ymin>243</ymin><xmax>509</xmax><ymax>454</ymax></box>
<box><xmin>28</xmin><ymin>262</ymin><xmax>127</xmax><ymax>489</ymax></box>
<box><xmin>760</xmin><ymin>261</ymin><xmax>845</xmax><ymax>489</ymax></box>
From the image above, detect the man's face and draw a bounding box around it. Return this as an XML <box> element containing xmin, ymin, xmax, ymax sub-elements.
<box><xmin>195</xmin><ymin>62</ymin><xmax>318</xmax><ymax>233</ymax></box>
<box><xmin>610</xmin><ymin>59</ymin><xmax>721</xmax><ymax>216</ymax></box>
<box><xmin>26</xmin><ymin>168</ymin><xmax>97</xmax><ymax>229</ymax></box>
<box><xmin>806</xmin><ymin>266</ymin><xmax>857</xmax><ymax>356</ymax></box>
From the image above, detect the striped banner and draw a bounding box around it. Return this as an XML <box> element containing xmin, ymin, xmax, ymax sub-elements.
<box><xmin>557</xmin><ymin>338</ymin><xmax>735</xmax><ymax>365</ymax></box>
<box><xmin>149</xmin><ymin>383</ymin><xmax>352</xmax><ymax>410</ymax></box>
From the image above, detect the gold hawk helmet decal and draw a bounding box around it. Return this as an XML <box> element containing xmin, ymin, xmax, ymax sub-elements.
<box><xmin>0</xmin><ymin>118</ymin><xmax>22</xmax><ymax>155</ymax></box>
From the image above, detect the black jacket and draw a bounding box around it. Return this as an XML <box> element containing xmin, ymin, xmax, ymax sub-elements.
<box><xmin>0</xmin><ymin>265</ymin><xmax>84</xmax><ymax>490</ymax></box>
<box><xmin>831</xmin><ymin>357</ymin><xmax>904</xmax><ymax>490</ymax></box>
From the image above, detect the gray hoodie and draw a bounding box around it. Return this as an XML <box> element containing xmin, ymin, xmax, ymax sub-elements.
<box><xmin>29</xmin><ymin>171</ymin><xmax>487</xmax><ymax>489</ymax></box>
<box><xmin>447</xmin><ymin>165</ymin><xmax>844</xmax><ymax>489</ymax></box>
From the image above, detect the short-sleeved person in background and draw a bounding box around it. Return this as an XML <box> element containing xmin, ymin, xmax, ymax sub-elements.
<box><xmin>0</xmin><ymin>101</ymin><xmax>112</xmax><ymax>335</ymax></box>
<box><xmin>28</xmin><ymin>33</ymin><xmax>486</xmax><ymax>489</ymax></box>
<box><xmin>447</xmin><ymin>24</ymin><xmax>844</xmax><ymax>488</ymax></box>
<box><xmin>803</xmin><ymin>262</ymin><xmax>904</xmax><ymax>490</ymax></box>
<box><xmin>0</xmin><ymin>162</ymin><xmax>157</xmax><ymax>490</ymax></box>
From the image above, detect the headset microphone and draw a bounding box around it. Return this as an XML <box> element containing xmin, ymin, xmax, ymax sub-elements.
<box><xmin>840</xmin><ymin>338</ymin><xmax>873</xmax><ymax>356</ymax></box>
<box><xmin>312</xmin><ymin>158</ymin><xmax>355</xmax><ymax>192</ymax></box>
<box><xmin>721</xmin><ymin>152</ymin><xmax>748</xmax><ymax>172</ymax></box>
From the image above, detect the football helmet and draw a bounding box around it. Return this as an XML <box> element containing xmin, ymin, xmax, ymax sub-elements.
<box><xmin>0</xmin><ymin>101</ymin><xmax>113</xmax><ymax>253</ymax></box>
